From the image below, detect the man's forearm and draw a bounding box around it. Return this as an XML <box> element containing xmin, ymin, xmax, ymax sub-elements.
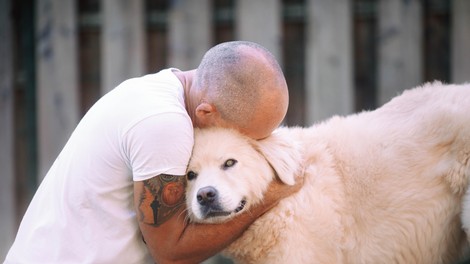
<box><xmin>168</xmin><ymin>177</ymin><xmax>304</xmax><ymax>262</ymax></box>
<box><xmin>141</xmin><ymin>201</ymin><xmax>270</xmax><ymax>264</ymax></box>
<box><xmin>177</xmin><ymin>204</ymin><xmax>269</xmax><ymax>261</ymax></box>
<box><xmin>135</xmin><ymin>176</ymin><xmax>301</xmax><ymax>263</ymax></box>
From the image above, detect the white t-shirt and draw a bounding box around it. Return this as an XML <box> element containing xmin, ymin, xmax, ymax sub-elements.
<box><xmin>5</xmin><ymin>69</ymin><xmax>194</xmax><ymax>263</ymax></box>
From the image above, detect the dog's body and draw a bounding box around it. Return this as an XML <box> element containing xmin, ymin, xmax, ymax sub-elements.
<box><xmin>186</xmin><ymin>82</ymin><xmax>470</xmax><ymax>264</ymax></box>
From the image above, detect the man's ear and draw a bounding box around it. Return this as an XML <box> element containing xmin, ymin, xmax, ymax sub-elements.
<box><xmin>253</xmin><ymin>127</ymin><xmax>302</xmax><ymax>186</ymax></box>
<box><xmin>195</xmin><ymin>103</ymin><xmax>217</xmax><ymax>126</ymax></box>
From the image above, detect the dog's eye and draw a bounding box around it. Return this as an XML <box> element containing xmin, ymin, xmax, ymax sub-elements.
<box><xmin>186</xmin><ymin>171</ymin><xmax>197</xmax><ymax>181</ymax></box>
<box><xmin>223</xmin><ymin>159</ymin><xmax>237</xmax><ymax>169</ymax></box>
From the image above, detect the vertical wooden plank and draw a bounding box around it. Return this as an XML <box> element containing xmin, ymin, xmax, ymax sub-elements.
<box><xmin>377</xmin><ymin>0</ymin><xmax>422</xmax><ymax>106</ymax></box>
<box><xmin>213</xmin><ymin>0</ymin><xmax>235</xmax><ymax>43</ymax></box>
<box><xmin>168</xmin><ymin>0</ymin><xmax>211</xmax><ymax>69</ymax></box>
<box><xmin>101</xmin><ymin>0</ymin><xmax>145</xmax><ymax>93</ymax></box>
<box><xmin>146</xmin><ymin>0</ymin><xmax>170</xmax><ymax>73</ymax></box>
<box><xmin>78</xmin><ymin>0</ymin><xmax>101</xmax><ymax>115</ymax></box>
<box><xmin>14</xmin><ymin>0</ymin><xmax>38</xmax><ymax>232</ymax></box>
<box><xmin>0</xmin><ymin>0</ymin><xmax>15</xmax><ymax>258</ymax></box>
<box><xmin>236</xmin><ymin>0</ymin><xmax>282</xmax><ymax>63</ymax></box>
<box><xmin>282</xmin><ymin>0</ymin><xmax>307</xmax><ymax>126</ymax></box>
<box><xmin>36</xmin><ymin>0</ymin><xmax>79</xmax><ymax>180</ymax></box>
<box><xmin>306</xmin><ymin>0</ymin><xmax>353</xmax><ymax>124</ymax></box>
<box><xmin>423</xmin><ymin>1</ymin><xmax>450</xmax><ymax>83</ymax></box>
<box><xmin>353</xmin><ymin>0</ymin><xmax>377</xmax><ymax>111</ymax></box>
<box><xmin>452</xmin><ymin>0</ymin><xmax>470</xmax><ymax>84</ymax></box>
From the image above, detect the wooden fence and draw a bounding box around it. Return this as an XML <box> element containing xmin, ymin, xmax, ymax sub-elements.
<box><xmin>1</xmin><ymin>0</ymin><xmax>469</xmax><ymax>261</ymax></box>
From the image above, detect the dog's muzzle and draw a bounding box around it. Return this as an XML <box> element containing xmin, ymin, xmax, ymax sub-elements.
<box><xmin>196</xmin><ymin>186</ymin><xmax>247</xmax><ymax>219</ymax></box>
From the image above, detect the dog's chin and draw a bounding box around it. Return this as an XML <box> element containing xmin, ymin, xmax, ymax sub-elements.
<box><xmin>192</xmin><ymin>199</ymin><xmax>247</xmax><ymax>224</ymax></box>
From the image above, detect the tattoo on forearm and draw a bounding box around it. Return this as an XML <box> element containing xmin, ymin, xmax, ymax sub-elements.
<box><xmin>138</xmin><ymin>174</ymin><xmax>186</xmax><ymax>227</ymax></box>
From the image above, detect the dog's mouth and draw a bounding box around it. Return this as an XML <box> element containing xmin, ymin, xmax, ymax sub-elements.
<box><xmin>234</xmin><ymin>199</ymin><xmax>247</xmax><ymax>213</ymax></box>
<box><xmin>205</xmin><ymin>199</ymin><xmax>247</xmax><ymax>219</ymax></box>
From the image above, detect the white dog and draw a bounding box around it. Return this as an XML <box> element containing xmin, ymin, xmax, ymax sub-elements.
<box><xmin>185</xmin><ymin>82</ymin><xmax>470</xmax><ymax>264</ymax></box>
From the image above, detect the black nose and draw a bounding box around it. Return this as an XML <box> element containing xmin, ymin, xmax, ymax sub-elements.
<box><xmin>197</xmin><ymin>186</ymin><xmax>218</xmax><ymax>205</ymax></box>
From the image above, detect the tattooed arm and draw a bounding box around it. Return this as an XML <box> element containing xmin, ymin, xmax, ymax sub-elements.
<box><xmin>134</xmin><ymin>174</ymin><xmax>302</xmax><ymax>264</ymax></box>
<box><xmin>136</xmin><ymin>174</ymin><xmax>186</xmax><ymax>227</ymax></box>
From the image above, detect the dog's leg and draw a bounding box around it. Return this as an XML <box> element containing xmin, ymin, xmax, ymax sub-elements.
<box><xmin>463</xmin><ymin>187</ymin><xmax>470</xmax><ymax>241</ymax></box>
<box><xmin>460</xmin><ymin>150</ymin><xmax>470</xmax><ymax>264</ymax></box>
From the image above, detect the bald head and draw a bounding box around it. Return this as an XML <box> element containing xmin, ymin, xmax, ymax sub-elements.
<box><xmin>195</xmin><ymin>41</ymin><xmax>289</xmax><ymax>139</ymax></box>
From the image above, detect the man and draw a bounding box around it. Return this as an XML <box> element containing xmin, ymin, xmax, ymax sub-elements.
<box><xmin>5</xmin><ymin>41</ymin><xmax>300</xmax><ymax>263</ymax></box>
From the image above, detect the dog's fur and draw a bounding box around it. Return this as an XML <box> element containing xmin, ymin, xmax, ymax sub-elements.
<box><xmin>185</xmin><ymin>82</ymin><xmax>470</xmax><ymax>264</ymax></box>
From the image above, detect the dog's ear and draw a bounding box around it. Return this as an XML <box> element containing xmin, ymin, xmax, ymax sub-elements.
<box><xmin>254</xmin><ymin>127</ymin><xmax>302</xmax><ymax>186</ymax></box>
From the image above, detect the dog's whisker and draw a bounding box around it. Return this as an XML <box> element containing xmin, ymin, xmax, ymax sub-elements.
<box><xmin>177</xmin><ymin>203</ymin><xmax>195</xmax><ymax>224</ymax></box>
<box><xmin>178</xmin><ymin>207</ymin><xmax>189</xmax><ymax>219</ymax></box>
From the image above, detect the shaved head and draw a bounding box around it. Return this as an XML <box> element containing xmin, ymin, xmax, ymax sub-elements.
<box><xmin>195</xmin><ymin>41</ymin><xmax>289</xmax><ymax>139</ymax></box>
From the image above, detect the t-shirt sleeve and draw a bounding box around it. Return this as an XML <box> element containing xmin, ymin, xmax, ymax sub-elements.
<box><xmin>122</xmin><ymin>112</ymin><xmax>194</xmax><ymax>181</ymax></box>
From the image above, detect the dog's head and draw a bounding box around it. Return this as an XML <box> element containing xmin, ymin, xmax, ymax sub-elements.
<box><xmin>185</xmin><ymin>127</ymin><xmax>301</xmax><ymax>223</ymax></box>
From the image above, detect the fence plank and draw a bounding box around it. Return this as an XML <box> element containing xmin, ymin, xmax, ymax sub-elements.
<box><xmin>236</xmin><ymin>0</ymin><xmax>282</xmax><ymax>63</ymax></box>
<box><xmin>168</xmin><ymin>0</ymin><xmax>211</xmax><ymax>69</ymax></box>
<box><xmin>36</xmin><ymin>0</ymin><xmax>79</xmax><ymax>180</ymax></box>
<box><xmin>0</xmin><ymin>0</ymin><xmax>15</xmax><ymax>259</ymax></box>
<box><xmin>452</xmin><ymin>0</ymin><xmax>470</xmax><ymax>84</ymax></box>
<box><xmin>101</xmin><ymin>0</ymin><xmax>145</xmax><ymax>93</ymax></box>
<box><xmin>306</xmin><ymin>0</ymin><xmax>353</xmax><ymax>123</ymax></box>
<box><xmin>377</xmin><ymin>0</ymin><xmax>422</xmax><ymax>105</ymax></box>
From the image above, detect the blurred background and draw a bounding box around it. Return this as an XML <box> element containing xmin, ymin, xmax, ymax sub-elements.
<box><xmin>1</xmin><ymin>0</ymin><xmax>469</xmax><ymax>262</ymax></box>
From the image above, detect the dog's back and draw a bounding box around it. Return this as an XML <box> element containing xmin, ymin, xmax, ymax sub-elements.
<box><xmin>327</xmin><ymin>83</ymin><xmax>470</xmax><ymax>263</ymax></box>
<box><xmin>224</xmin><ymin>82</ymin><xmax>470</xmax><ymax>263</ymax></box>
